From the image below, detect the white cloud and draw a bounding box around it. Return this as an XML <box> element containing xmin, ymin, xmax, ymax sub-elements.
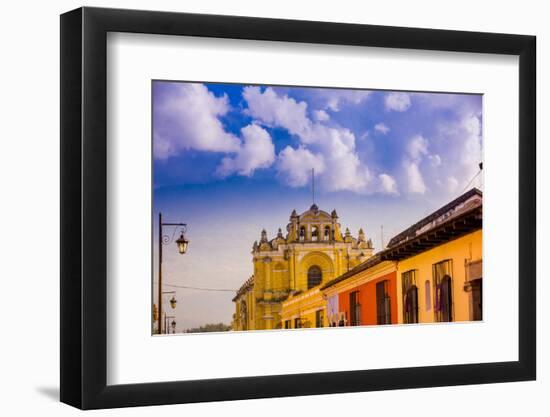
<box><xmin>154</xmin><ymin>83</ymin><xmax>240</xmax><ymax>159</ymax></box>
<box><xmin>243</xmin><ymin>86</ymin><xmax>310</xmax><ymax>136</ymax></box>
<box><xmin>374</xmin><ymin>122</ymin><xmax>390</xmax><ymax>135</ymax></box>
<box><xmin>385</xmin><ymin>92</ymin><xmax>412</xmax><ymax>112</ymax></box>
<box><xmin>460</xmin><ymin>114</ymin><xmax>482</xmax><ymax>166</ymax></box>
<box><xmin>216</xmin><ymin>124</ymin><xmax>275</xmax><ymax>177</ymax></box>
<box><xmin>435</xmin><ymin>112</ymin><xmax>483</xmax><ymax>193</ymax></box>
<box><xmin>447</xmin><ymin>176</ymin><xmax>459</xmax><ymax>193</ymax></box>
<box><xmin>320</xmin><ymin>90</ymin><xmax>372</xmax><ymax>112</ymax></box>
<box><xmin>313</xmin><ymin>126</ymin><xmax>371</xmax><ymax>192</ymax></box>
<box><xmin>404</xmin><ymin>160</ymin><xmax>427</xmax><ymax>194</ymax></box>
<box><xmin>277</xmin><ymin>146</ymin><xmax>325</xmax><ymax>187</ymax></box>
<box><xmin>378</xmin><ymin>173</ymin><xmax>399</xmax><ymax>195</ymax></box>
<box><xmin>244</xmin><ymin>87</ymin><xmax>374</xmax><ymax>193</ymax></box>
<box><xmin>407</xmin><ymin>135</ymin><xmax>429</xmax><ymax>161</ymax></box>
<box><xmin>429</xmin><ymin>154</ymin><xmax>442</xmax><ymax>167</ymax></box>
<box><xmin>313</xmin><ymin>109</ymin><xmax>330</xmax><ymax>122</ymax></box>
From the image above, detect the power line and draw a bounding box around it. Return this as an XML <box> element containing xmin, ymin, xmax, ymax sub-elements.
<box><xmin>458</xmin><ymin>165</ymin><xmax>483</xmax><ymax>197</ymax></box>
<box><xmin>162</xmin><ymin>283</ymin><xmax>236</xmax><ymax>292</ymax></box>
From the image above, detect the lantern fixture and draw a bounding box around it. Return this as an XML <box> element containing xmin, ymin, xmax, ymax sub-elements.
<box><xmin>175</xmin><ymin>232</ymin><xmax>189</xmax><ymax>254</ymax></box>
<box><xmin>169</xmin><ymin>296</ymin><xmax>177</xmax><ymax>309</ymax></box>
<box><xmin>171</xmin><ymin>320</ymin><xmax>177</xmax><ymax>332</ymax></box>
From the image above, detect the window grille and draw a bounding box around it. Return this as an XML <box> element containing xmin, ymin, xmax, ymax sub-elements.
<box><xmin>376</xmin><ymin>280</ymin><xmax>392</xmax><ymax>325</ymax></box>
<box><xmin>433</xmin><ymin>260</ymin><xmax>453</xmax><ymax>322</ymax></box>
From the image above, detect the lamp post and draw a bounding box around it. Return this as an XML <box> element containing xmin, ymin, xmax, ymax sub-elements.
<box><xmin>158</xmin><ymin>212</ymin><xmax>188</xmax><ymax>335</ymax></box>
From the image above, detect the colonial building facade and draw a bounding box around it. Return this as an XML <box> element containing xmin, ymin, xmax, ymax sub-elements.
<box><xmin>280</xmin><ymin>188</ymin><xmax>482</xmax><ymax>330</ymax></box>
<box><xmin>232</xmin><ymin>204</ymin><xmax>374</xmax><ymax>331</ymax></box>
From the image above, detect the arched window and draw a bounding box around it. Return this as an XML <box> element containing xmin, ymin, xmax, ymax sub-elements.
<box><xmin>324</xmin><ymin>226</ymin><xmax>331</xmax><ymax>241</ymax></box>
<box><xmin>433</xmin><ymin>260</ymin><xmax>453</xmax><ymax>322</ymax></box>
<box><xmin>311</xmin><ymin>226</ymin><xmax>319</xmax><ymax>241</ymax></box>
<box><xmin>307</xmin><ymin>265</ymin><xmax>322</xmax><ymax>289</ymax></box>
<box><xmin>425</xmin><ymin>280</ymin><xmax>431</xmax><ymax>311</ymax></box>
<box><xmin>401</xmin><ymin>270</ymin><xmax>418</xmax><ymax>324</ymax></box>
<box><xmin>299</xmin><ymin>226</ymin><xmax>305</xmax><ymax>241</ymax></box>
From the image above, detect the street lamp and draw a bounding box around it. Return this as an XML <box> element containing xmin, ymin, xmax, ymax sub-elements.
<box><xmin>169</xmin><ymin>295</ymin><xmax>177</xmax><ymax>309</ymax></box>
<box><xmin>171</xmin><ymin>320</ymin><xmax>177</xmax><ymax>333</ymax></box>
<box><xmin>157</xmin><ymin>212</ymin><xmax>188</xmax><ymax>335</ymax></box>
<box><xmin>175</xmin><ymin>232</ymin><xmax>189</xmax><ymax>255</ymax></box>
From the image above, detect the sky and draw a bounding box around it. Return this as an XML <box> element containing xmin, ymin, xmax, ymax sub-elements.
<box><xmin>152</xmin><ymin>80</ymin><xmax>483</xmax><ymax>332</ymax></box>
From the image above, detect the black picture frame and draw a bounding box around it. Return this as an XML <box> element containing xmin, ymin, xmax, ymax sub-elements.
<box><xmin>60</xmin><ymin>6</ymin><xmax>536</xmax><ymax>410</ymax></box>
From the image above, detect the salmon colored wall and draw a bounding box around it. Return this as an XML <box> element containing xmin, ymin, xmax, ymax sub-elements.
<box><xmin>338</xmin><ymin>271</ymin><xmax>397</xmax><ymax>326</ymax></box>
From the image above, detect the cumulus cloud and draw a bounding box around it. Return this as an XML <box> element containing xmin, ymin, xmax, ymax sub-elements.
<box><xmin>277</xmin><ymin>146</ymin><xmax>325</xmax><ymax>187</ymax></box>
<box><xmin>407</xmin><ymin>135</ymin><xmax>429</xmax><ymax>161</ymax></box>
<box><xmin>401</xmin><ymin>135</ymin><xmax>432</xmax><ymax>194</ymax></box>
<box><xmin>374</xmin><ymin>122</ymin><xmax>390</xmax><ymax>135</ymax></box>
<box><xmin>429</xmin><ymin>154</ymin><xmax>442</xmax><ymax>167</ymax></box>
<box><xmin>378</xmin><ymin>173</ymin><xmax>399</xmax><ymax>195</ymax></box>
<box><xmin>244</xmin><ymin>87</ymin><xmax>373</xmax><ymax>193</ymax></box>
<box><xmin>435</xmin><ymin>112</ymin><xmax>483</xmax><ymax>193</ymax></box>
<box><xmin>153</xmin><ymin>83</ymin><xmax>240</xmax><ymax>159</ymax></box>
<box><xmin>243</xmin><ymin>86</ymin><xmax>310</xmax><ymax>136</ymax></box>
<box><xmin>313</xmin><ymin>109</ymin><xmax>330</xmax><ymax>122</ymax></box>
<box><xmin>216</xmin><ymin>124</ymin><xmax>275</xmax><ymax>177</ymax></box>
<box><xmin>385</xmin><ymin>92</ymin><xmax>412</xmax><ymax>112</ymax></box>
<box><xmin>404</xmin><ymin>160</ymin><xmax>427</xmax><ymax>194</ymax></box>
<box><xmin>320</xmin><ymin>90</ymin><xmax>372</xmax><ymax>112</ymax></box>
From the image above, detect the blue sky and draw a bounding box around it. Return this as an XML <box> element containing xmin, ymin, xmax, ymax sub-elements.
<box><xmin>152</xmin><ymin>81</ymin><xmax>483</xmax><ymax>331</ymax></box>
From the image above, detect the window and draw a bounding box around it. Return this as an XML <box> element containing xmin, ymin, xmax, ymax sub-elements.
<box><xmin>376</xmin><ymin>280</ymin><xmax>392</xmax><ymax>325</ymax></box>
<box><xmin>467</xmin><ymin>260</ymin><xmax>482</xmax><ymax>321</ymax></box>
<box><xmin>315</xmin><ymin>309</ymin><xmax>324</xmax><ymax>327</ymax></box>
<box><xmin>284</xmin><ymin>320</ymin><xmax>291</xmax><ymax>329</ymax></box>
<box><xmin>425</xmin><ymin>280</ymin><xmax>431</xmax><ymax>311</ymax></box>
<box><xmin>311</xmin><ymin>226</ymin><xmax>319</xmax><ymax>241</ymax></box>
<box><xmin>240</xmin><ymin>301</ymin><xmax>248</xmax><ymax>330</ymax></box>
<box><xmin>470</xmin><ymin>278</ymin><xmax>483</xmax><ymax>321</ymax></box>
<box><xmin>349</xmin><ymin>291</ymin><xmax>361</xmax><ymax>326</ymax></box>
<box><xmin>294</xmin><ymin>318</ymin><xmax>302</xmax><ymax>329</ymax></box>
<box><xmin>299</xmin><ymin>226</ymin><xmax>305</xmax><ymax>241</ymax></box>
<box><xmin>402</xmin><ymin>270</ymin><xmax>419</xmax><ymax>324</ymax></box>
<box><xmin>433</xmin><ymin>260</ymin><xmax>453</xmax><ymax>322</ymax></box>
<box><xmin>307</xmin><ymin>265</ymin><xmax>322</xmax><ymax>289</ymax></box>
<box><xmin>324</xmin><ymin>226</ymin><xmax>331</xmax><ymax>241</ymax></box>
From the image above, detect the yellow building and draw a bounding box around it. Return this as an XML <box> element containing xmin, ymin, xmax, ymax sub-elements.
<box><xmin>232</xmin><ymin>204</ymin><xmax>374</xmax><ymax>331</ymax></box>
<box><xmin>280</xmin><ymin>287</ymin><xmax>327</xmax><ymax>329</ymax></box>
<box><xmin>278</xmin><ymin>188</ymin><xmax>483</xmax><ymax>329</ymax></box>
<box><xmin>382</xmin><ymin>188</ymin><xmax>483</xmax><ymax>324</ymax></box>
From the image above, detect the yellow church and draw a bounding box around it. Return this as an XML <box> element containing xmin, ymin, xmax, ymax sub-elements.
<box><xmin>232</xmin><ymin>204</ymin><xmax>374</xmax><ymax>331</ymax></box>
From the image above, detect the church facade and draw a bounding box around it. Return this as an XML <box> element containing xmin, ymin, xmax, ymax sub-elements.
<box><xmin>232</xmin><ymin>204</ymin><xmax>374</xmax><ymax>331</ymax></box>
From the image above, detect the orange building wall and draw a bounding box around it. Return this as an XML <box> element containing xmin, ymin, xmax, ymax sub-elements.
<box><xmin>337</xmin><ymin>271</ymin><xmax>398</xmax><ymax>326</ymax></box>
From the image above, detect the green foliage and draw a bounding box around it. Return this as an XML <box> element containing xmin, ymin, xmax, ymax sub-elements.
<box><xmin>186</xmin><ymin>323</ymin><xmax>231</xmax><ymax>333</ymax></box>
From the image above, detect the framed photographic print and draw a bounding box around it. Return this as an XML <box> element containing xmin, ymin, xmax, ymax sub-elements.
<box><xmin>60</xmin><ymin>6</ymin><xmax>536</xmax><ymax>410</ymax></box>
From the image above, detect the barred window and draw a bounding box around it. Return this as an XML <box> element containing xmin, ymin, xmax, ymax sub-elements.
<box><xmin>433</xmin><ymin>260</ymin><xmax>453</xmax><ymax>322</ymax></box>
<box><xmin>349</xmin><ymin>291</ymin><xmax>361</xmax><ymax>326</ymax></box>
<box><xmin>402</xmin><ymin>270</ymin><xmax>419</xmax><ymax>324</ymax></box>
<box><xmin>376</xmin><ymin>280</ymin><xmax>392</xmax><ymax>325</ymax></box>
